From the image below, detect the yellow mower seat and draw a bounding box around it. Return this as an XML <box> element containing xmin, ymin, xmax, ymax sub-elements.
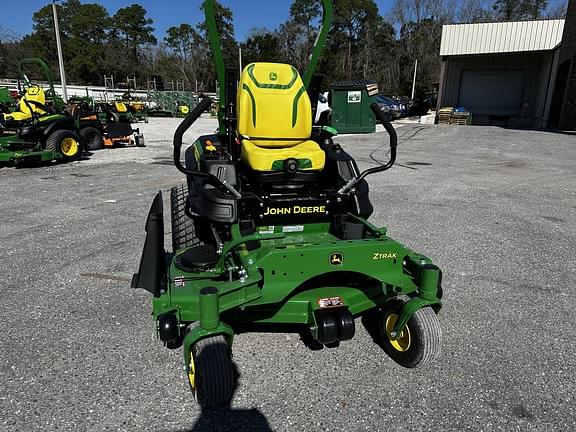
<box><xmin>3</xmin><ymin>86</ymin><xmax>47</xmax><ymax>122</ymax></box>
<box><xmin>115</xmin><ymin>101</ymin><xmax>128</xmax><ymax>113</ymax></box>
<box><xmin>237</xmin><ymin>62</ymin><xmax>325</xmax><ymax>172</ymax></box>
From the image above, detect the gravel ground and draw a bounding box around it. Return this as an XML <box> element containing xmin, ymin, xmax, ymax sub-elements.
<box><xmin>0</xmin><ymin>118</ymin><xmax>575</xmax><ymax>432</ymax></box>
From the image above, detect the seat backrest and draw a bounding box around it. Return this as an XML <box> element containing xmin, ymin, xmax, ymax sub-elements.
<box><xmin>18</xmin><ymin>86</ymin><xmax>47</xmax><ymax>117</ymax></box>
<box><xmin>237</xmin><ymin>62</ymin><xmax>312</xmax><ymax>147</ymax></box>
<box><xmin>115</xmin><ymin>101</ymin><xmax>128</xmax><ymax>113</ymax></box>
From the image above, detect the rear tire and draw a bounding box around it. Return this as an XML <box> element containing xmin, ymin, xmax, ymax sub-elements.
<box><xmin>81</xmin><ymin>126</ymin><xmax>103</xmax><ymax>151</ymax></box>
<box><xmin>45</xmin><ymin>129</ymin><xmax>81</xmax><ymax>162</ymax></box>
<box><xmin>171</xmin><ymin>185</ymin><xmax>201</xmax><ymax>250</ymax></box>
<box><xmin>378</xmin><ymin>295</ymin><xmax>442</xmax><ymax>368</ymax></box>
<box><xmin>188</xmin><ymin>335</ymin><xmax>235</xmax><ymax>408</ymax></box>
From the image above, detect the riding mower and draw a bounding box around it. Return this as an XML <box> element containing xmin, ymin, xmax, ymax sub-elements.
<box><xmin>0</xmin><ymin>58</ymin><xmax>86</xmax><ymax>166</ymax></box>
<box><xmin>78</xmin><ymin>101</ymin><xmax>144</xmax><ymax>151</ymax></box>
<box><xmin>133</xmin><ymin>0</ymin><xmax>443</xmax><ymax>408</ymax></box>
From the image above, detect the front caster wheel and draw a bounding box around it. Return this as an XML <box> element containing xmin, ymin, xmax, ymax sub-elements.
<box><xmin>378</xmin><ymin>295</ymin><xmax>442</xmax><ymax>368</ymax></box>
<box><xmin>187</xmin><ymin>335</ymin><xmax>235</xmax><ymax>408</ymax></box>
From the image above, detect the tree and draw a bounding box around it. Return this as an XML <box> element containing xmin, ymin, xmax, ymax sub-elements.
<box><xmin>198</xmin><ymin>1</ymin><xmax>237</xmax><ymax>67</ymax></box>
<box><xmin>331</xmin><ymin>0</ymin><xmax>380</xmax><ymax>79</ymax></box>
<box><xmin>197</xmin><ymin>1</ymin><xmax>238</xmax><ymax>89</ymax></box>
<box><xmin>492</xmin><ymin>0</ymin><xmax>548</xmax><ymax>20</ymax></box>
<box><xmin>113</xmin><ymin>4</ymin><xmax>157</xmax><ymax>69</ymax></box>
<box><xmin>165</xmin><ymin>24</ymin><xmax>204</xmax><ymax>90</ymax></box>
<box><xmin>278</xmin><ymin>0</ymin><xmax>322</xmax><ymax>73</ymax></box>
<box><xmin>65</xmin><ymin>4</ymin><xmax>111</xmax><ymax>84</ymax></box>
<box><xmin>545</xmin><ymin>0</ymin><xmax>568</xmax><ymax>18</ymax></box>
<box><xmin>4</xmin><ymin>0</ymin><xmax>471</xmax><ymax>96</ymax></box>
<box><xmin>389</xmin><ymin>0</ymin><xmax>455</xmax><ymax>95</ymax></box>
<box><xmin>241</xmin><ymin>29</ymin><xmax>281</xmax><ymax>65</ymax></box>
<box><xmin>458</xmin><ymin>0</ymin><xmax>492</xmax><ymax>22</ymax></box>
<box><xmin>0</xmin><ymin>26</ymin><xmax>22</xmax><ymax>78</ymax></box>
<box><xmin>363</xmin><ymin>17</ymin><xmax>397</xmax><ymax>93</ymax></box>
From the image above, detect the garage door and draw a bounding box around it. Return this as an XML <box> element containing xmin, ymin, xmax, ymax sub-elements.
<box><xmin>458</xmin><ymin>70</ymin><xmax>525</xmax><ymax>115</ymax></box>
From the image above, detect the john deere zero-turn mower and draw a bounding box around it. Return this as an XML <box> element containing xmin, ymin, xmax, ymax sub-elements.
<box><xmin>133</xmin><ymin>0</ymin><xmax>443</xmax><ymax>408</ymax></box>
<box><xmin>0</xmin><ymin>58</ymin><xmax>85</xmax><ymax>166</ymax></box>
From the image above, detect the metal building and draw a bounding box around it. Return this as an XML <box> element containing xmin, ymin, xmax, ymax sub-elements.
<box><xmin>437</xmin><ymin>19</ymin><xmax>566</xmax><ymax>128</ymax></box>
<box><xmin>551</xmin><ymin>0</ymin><xmax>576</xmax><ymax>130</ymax></box>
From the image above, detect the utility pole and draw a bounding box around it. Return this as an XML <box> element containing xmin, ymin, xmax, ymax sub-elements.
<box><xmin>239</xmin><ymin>46</ymin><xmax>243</xmax><ymax>75</ymax></box>
<box><xmin>52</xmin><ymin>0</ymin><xmax>68</xmax><ymax>102</ymax></box>
<box><xmin>411</xmin><ymin>59</ymin><xmax>418</xmax><ymax>100</ymax></box>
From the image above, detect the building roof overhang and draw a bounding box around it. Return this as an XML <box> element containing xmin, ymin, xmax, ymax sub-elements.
<box><xmin>440</xmin><ymin>19</ymin><xmax>565</xmax><ymax>56</ymax></box>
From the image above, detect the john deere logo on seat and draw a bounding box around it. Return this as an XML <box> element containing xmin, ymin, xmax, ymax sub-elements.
<box><xmin>269</xmin><ymin>72</ymin><xmax>278</xmax><ymax>81</ymax></box>
<box><xmin>329</xmin><ymin>253</ymin><xmax>343</xmax><ymax>266</ymax></box>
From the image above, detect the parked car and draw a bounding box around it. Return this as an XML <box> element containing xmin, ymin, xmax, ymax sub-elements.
<box><xmin>408</xmin><ymin>97</ymin><xmax>432</xmax><ymax>117</ymax></box>
<box><xmin>395</xmin><ymin>96</ymin><xmax>411</xmax><ymax>117</ymax></box>
<box><xmin>375</xmin><ymin>95</ymin><xmax>402</xmax><ymax>122</ymax></box>
<box><xmin>424</xmin><ymin>92</ymin><xmax>438</xmax><ymax>110</ymax></box>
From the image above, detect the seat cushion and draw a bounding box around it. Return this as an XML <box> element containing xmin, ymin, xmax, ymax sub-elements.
<box><xmin>242</xmin><ymin>139</ymin><xmax>325</xmax><ymax>172</ymax></box>
<box><xmin>3</xmin><ymin>111</ymin><xmax>31</xmax><ymax>121</ymax></box>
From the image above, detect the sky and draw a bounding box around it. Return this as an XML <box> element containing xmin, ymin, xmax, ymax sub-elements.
<box><xmin>2</xmin><ymin>0</ymin><xmax>394</xmax><ymax>42</ymax></box>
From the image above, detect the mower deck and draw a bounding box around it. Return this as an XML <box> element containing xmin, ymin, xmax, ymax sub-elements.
<box><xmin>0</xmin><ymin>147</ymin><xmax>61</xmax><ymax>165</ymax></box>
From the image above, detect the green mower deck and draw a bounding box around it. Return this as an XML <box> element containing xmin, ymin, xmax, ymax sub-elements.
<box><xmin>0</xmin><ymin>147</ymin><xmax>62</xmax><ymax>165</ymax></box>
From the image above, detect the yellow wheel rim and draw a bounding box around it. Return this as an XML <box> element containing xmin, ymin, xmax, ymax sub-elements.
<box><xmin>187</xmin><ymin>352</ymin><xmax>196</xmax><ymax>391</ymax></box>
<box><xmin>385</xmin><ymin>313</ymin><xmax>411</xmax><ymax>352</ymax></box>
<box><xmin>60</xmin><ymin>137</ymin><xmax>79</xmax><ymax>156</ymax></box>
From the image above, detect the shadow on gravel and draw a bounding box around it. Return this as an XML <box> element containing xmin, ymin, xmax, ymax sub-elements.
<box><xmin>169</xmin><ymin>360</ymin><xmax>272</xmax><ymax>432</ymax></box>
<box><xmin>183</xmin><ymin>406</ymin><xmax>273</xmax><ymax>432</ymax></box>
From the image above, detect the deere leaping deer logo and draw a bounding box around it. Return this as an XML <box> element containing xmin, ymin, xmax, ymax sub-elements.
<box><xmin>329</xmin><ymin>253</ymin><xmax>344</xmax><ymax>266</ymax></box>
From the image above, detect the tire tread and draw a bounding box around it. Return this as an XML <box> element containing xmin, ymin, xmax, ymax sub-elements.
<box><xmin>379</xmin><ymin>295</ymin><xmax>442</xmax><ymax>368</ymax></box>
<box><xmin>193</xmin><ymin>335</ymin><xmax>234</xmax><ymax>407</ymax></box>
<box><xmin>170</xmin><ymin>185</ymin><xmax>201</xmax><ymax>250</ymax></box>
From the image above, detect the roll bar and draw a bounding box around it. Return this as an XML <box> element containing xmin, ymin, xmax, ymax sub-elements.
<box><xmin>17</xmin><ymin>58</ymin><xmax>63</xmax><ymax>111</ymax></box>
<box><xmin>302</xmin><ymin>0</ymin><xmax>333</xmax><ymax>88</ymax></box>
<box><xmin>204</xmin><ymin>0</ymin><xmax>333</xmax><ymax>133</ymax></box>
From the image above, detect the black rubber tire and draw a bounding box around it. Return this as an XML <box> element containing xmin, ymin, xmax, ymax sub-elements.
<box><xmin>107</xmin><ymin>111</ymin><xmax>120</xmax><ymax>123</ymax></box>
<box><xmin>378</xmin><ymin>295</ymin><xmax>442</xmax><ymax>368</ymax></box>
<box><xmin>80</xmin><ymin>126</ymin><xmax>103</xmax><ymax>151</ymax></box>
<box><xmin>335</xmin><ymin>308</ymin><xmax>355</xmax><ymax>341</ymax></box>
<box><xmin>45</xmin><ymin>129</ymin><xmax>81</xmax><ymax>162</ymax></box>
<box><xmin>170</xmin><ymin>185</ymin><xmax>201</xmax><ymax>251</ymax></box>
<box><xmin>190</xmin><ymin>335</ymin><xmax>235</xmax><ymax>408</ymax></box>
<box><xmin>315</xmin><ymin>310</ymin><xmax>339</xmax><ymax>345</ymax></box>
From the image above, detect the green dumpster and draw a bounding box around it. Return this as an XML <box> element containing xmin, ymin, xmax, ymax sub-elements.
<box><xmin>330</xmin><ymin>80</ymin><xmax>379</xmax><ymax>134</ymax></box>
<box><xmin>0</xmin><ymin>87</ymin><xmax>12</xmax><ymax>104</ymax></box>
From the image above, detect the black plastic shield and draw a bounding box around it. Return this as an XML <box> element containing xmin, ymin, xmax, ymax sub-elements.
<box><xmin>131</xmin><ymin>191</ymin><xmax>166</xmax><ymax>296</ymax></box>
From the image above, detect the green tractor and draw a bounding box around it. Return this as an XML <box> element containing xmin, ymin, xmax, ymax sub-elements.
<box><xmin>133</xmin><ymin>0</ymin><xmax>443</xmax><ymax>408</ymax></box>
<box><xmin>0</xmin><ymin>58</ymin><xmax>88</xmax><ymax>166</ymax></box>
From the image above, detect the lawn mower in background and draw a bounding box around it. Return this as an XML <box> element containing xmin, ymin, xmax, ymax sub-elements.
<box><xmin>0</xmin><ymin>58</ymin><xmax>83</xmax><ymax>166</ymax></box>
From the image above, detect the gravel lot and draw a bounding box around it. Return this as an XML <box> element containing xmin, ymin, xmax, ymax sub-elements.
<box><xmin>1</xmin><ymin>117</ymin><xmax>575</xmax><ymax>432</ymax></box>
